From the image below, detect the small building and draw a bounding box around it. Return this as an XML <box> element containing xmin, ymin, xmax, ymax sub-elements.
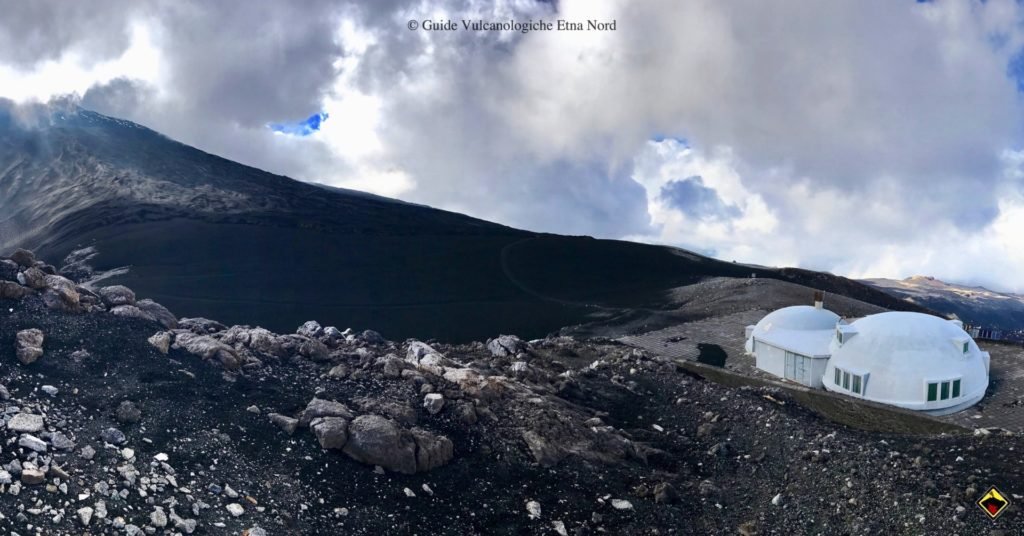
<box><xmin>822</xmin><ymin>312</ymin><xmax>990</xmax><ymax>415</ymax></box>
<box><xmin>744</xmin><ymin>294</ymin><xmax>991</xmax><ymax>414</ymax></box>
<box><xmin>743</xmin><ymin>294</ymin><xmax>838</xmax><ymax>388</ymax></box>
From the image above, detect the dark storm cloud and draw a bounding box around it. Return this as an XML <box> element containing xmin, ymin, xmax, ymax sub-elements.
<box><xmin>0</xmin><ymin>0</ymin><xmax>138</xmax><ymax>68</ymax></box>
<box><xmin>659</xmin><ymin>176</ymin><xmax>740</xmax><ymax>221</ymax></box>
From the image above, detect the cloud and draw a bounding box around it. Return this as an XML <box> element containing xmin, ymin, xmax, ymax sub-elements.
<box><xmin>658</xmin><ymin>176</ymin><xmax>740</xmax><ymax>221</ymax></box>
<box><xmin>5</xmin><ymin>0</ymin><xmax>1024</xmax><ymax>289</ymax></box>
<box><xmin>269</xmin><ymin>112</ymin><xmax>329</xmax><ymax>136</ymax></box>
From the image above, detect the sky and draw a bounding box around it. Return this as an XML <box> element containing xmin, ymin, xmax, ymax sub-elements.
<box><xmin>3</xmin><ymin>0</ymin><xmax>1024</xmax><ymax>291</ymax></box>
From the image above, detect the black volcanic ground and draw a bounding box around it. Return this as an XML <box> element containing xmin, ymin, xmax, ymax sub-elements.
<box><xmin>0</xmin><ymin>103</ymin><xmax>928</xmax><ymax>342</ymax></box>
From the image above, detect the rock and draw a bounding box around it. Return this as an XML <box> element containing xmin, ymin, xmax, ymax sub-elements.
<box><xmin>110</xmin><ymin>305</ymin><xmax>157</xmax><ymax>323</ymax></box>
<box><xmin>343</xmin><ymin>415</ymin><xmax>418</xmax><ymax>474</ymax></box>
<box><xmin>243</xmin><ymin>527</ymin><xmax>268</xmax><ymax>536</ymax></box>
<box><xmin>98</xmin><ymin>285</ymin><xmax>136</xmax><ymax>306</ymax></box>
<box><xmin>246</xmin><ymin>405</ymin><xmax>260</xmax><ymax>414</ymax></box>
<box><xmin>21</xmin><ymin>468</ymin><xmax>45</xmax><ymax>485</ymax></box>
<box><xmin>268</xmin><ymin>413</ymin><xmax>299</xmax><ymax>435</ymax></box>
<box><xmin>178</xmin><ymin>317</ymin><xmax>227</xmax><ymax>334</ymax></box>
<box><xmin>135</xmin><ymin>299</ymin><xmax>178</xmax><ymax>329</ymax></box>
<box><xmin>299</xmin><ymin>398</ymin><xmax>355</xmax><ymax>427</ymax></box>
<box><xmin>17</xmin><ymin>267</ymin><xmax>46</xmax><ymax>289</ymax></box>
<box><xmin>361</xmin><ymin>330</ymin><xmax>385</xmax><ymax>345</ymax></box>
<box><xmin>486</xmin><ymin>334</ymin><xmax>528</xmax><ymax>357</ymax></box>
<box><xmin>653</xmin><ymin>482</ymin><xmax>678</xmax><ymax>504</ymax></box>
<box><xmin>0</xmin><ymin>259</ymin><xmax>19</xmax><ymax>280</ymax></box>
<box><xmin>15</xmin><ymin>328</ymin><xmax>44</xmax><ymax>364</ymax></box>
<box><xmin>226</xmin><ymin>503</ymin><xmax>244</xmax><ymax>517</ymax></box>
<box><xmin>611</xmin><ymin>499</ymin><xmax>633</xmax><ymax>510</ymax></box>
<box><xmin>298</xmin><ymin>337</ymin><xmax>330</xmax><ymax>361</ymax></box>
<box><xmin>771</xmin><ymin>493</ymin><xmax>783</xmax><ymax>506</ymax></box>
<box><xmin>297</xmin><ymin>320</ymin><xmax>323</xmax><ymax>338</ymax></box>
<box><xmin>411</xmin><ymin>428</ymin><xmax>454</xmax><ymax>472</ymax></box>
<box><xmin>310</xmin><ymin>417</ymin><xmax>349</xmax><ymax>449</ymax></box>
<box><xmin>526</xmin><ymin>500</ymin><xmax>542</xmax><ymax>519</ymax></box>
<box><xmin>101</xmin><ymin>427</ymin><xmax>127</xmax><ymax>445</ymax></box>
<box><xmin>9</xmin><ymin>248</ymin><xmax>36</xmax><ymax>268</ymax></box>
<box><xmin>322</xmin><ymin>326</ymin><xmax>344</xmax><ymax>343</ymax></box>
<box><xmin>42</xmin><ymin>274</ymin><xmax>80</xmax><ymax>310</ymax></box>
<box><xmin>423</xmin><ymin>393</ymin><xmax>445</xmax><ymax>415</ymax></box>
<box><xmin>0</xmin><ymin>280</ymin><xmax>32</xmax><ymax>299</ymax></box>
<box><xmin>41</xmin><ymin>385</ymin><xmax>58</xmax><ymax>396</ymax></box>
<box><xmin>521</xmin><ymin>430</ymin><xmax>563</xmax><ymax>466</ymax></box>
<box><xmin>150</xmin><ymin>508</ymin><xmax>168</xmax><ymax>528</ymax></box>
<box><xmin>8</xmin><ymin>413</ymin><xmax>44</xmax><ymax>433</ymax></box>
<box><xmin>80</xmin><ymin>445</ymin><xmax>96</xmax><ymax>460</ymax></box>
<box><xmin>49</xmin><ymin>432</ymin><xmax>75</xmax><ymax>450</ymax></box>
<box><xmin>738</xmin><ymin>521</ymin><xmax>758</xmax><ymax>536</ymax></box>
<box><xmin>148</xmin><ymin>332</ymin><xmax>172</xmax><ymax>354</ymax></box>
<box><xmin>327</xmin><ymin>364</ymin><xmax>349</xmax><ymax>378</ymax></box>
<box><xmin>173</xmin><ymin>332</ymin><xmax>241</xmax><ymax>369</ymax></box>
<box><xmin>116</xmin><ymin>401</ymin><xmax>142</xmax><ymax>424</ymax></box>
<box><xmin>18</xmin><ymin>434</ymin><xmax>48</xmax><ymax>452</ymax></box>
<box><xmin>381</xmin><ymin>355</ymin><xmax>404</xmax><ymax>378</ymax></box>
<box><xmin>406</xmin><ymin>341</ymin><xmax>440</xmax><ymax>363</ymax></box>
<box><xmin>77</xmin><ymin>506</ymin><xmax>94</xmax><ymax>526</ymax></box>
<box><xmin>0</xmin><ymin>385</ymin><xmax>8</xmax><ymax>400</ymax></box>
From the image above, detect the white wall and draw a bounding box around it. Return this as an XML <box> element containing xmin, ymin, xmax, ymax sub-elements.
<box><xmin>754</xmin><ymin>341</ymin><xmax>786</xmax><ymax>378</ymax></box>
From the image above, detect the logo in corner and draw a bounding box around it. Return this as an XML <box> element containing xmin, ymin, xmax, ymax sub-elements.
<box><xmin>977</xmin><ymin>486</ymin><xmax>1010</xmax><ymax>520</ymax></box>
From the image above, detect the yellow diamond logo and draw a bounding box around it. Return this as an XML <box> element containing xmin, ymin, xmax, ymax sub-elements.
<box><xmin>977</xmin><ymin>486</ymin><xmax>1010</xmax><ymax>520</ymax></box>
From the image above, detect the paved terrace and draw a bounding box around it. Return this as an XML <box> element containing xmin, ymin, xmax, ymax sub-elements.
<box><xmin>619</xmin><ymin>311</ymin><xmax>1024</xmax><ymax>433</ymax></box>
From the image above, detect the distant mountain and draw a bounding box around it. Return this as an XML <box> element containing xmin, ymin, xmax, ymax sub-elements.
<box><xmin>863</xmin><ymin>275</ymin><xmax>1024</xmax><ymax>330</ymax></box>
<box><xmin>0</xmin><ymin>101</ymin><xmax>927</xmax><ymax>341</ymax></box>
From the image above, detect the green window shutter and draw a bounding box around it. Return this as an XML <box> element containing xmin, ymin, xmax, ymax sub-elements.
<box><xmin>952</xmin><ymin>379</ymin><xmax>961</xmax><ymax>398</ymax></box>
<box><xmin>852</xmin><ymin>375</ymin><xmax>861</xmax><ymax>394</ymax></box>
<box><xmin>940</xmin><ymin>382</ymin><xmax>949</xmax><ymax>400</ymax></box>
<box><xmin>843</xmin><ymin>372</ymin><xmax>850</xmax><ymax>390</ymax></box>
<box><xmin>927</xmin><ymin>383</ymin><xmax>937</xmax><ymax>402</ymax></box>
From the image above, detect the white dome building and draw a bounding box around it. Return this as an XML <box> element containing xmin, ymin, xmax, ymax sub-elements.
<box><xmin>744</xmin><ymin>304</ymin><xmax>840</xmax><ymax>388</ymax></box>
<box><xmin>822</xmin><ymin>312</ymin><xmax>990</xmax><ymax>415</ymax></box>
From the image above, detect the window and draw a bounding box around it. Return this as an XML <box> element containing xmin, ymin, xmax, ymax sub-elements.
<box><xmin>834</xmin><ymin>368</ymin><xmax>841</xmax><ymax>386</ymax></box>
<box><xmin>962</xmin><ymin>341</ymin><xmax>969</xmax><ymax>354</ymax></box>
<box><xmin>940</xmin><ymin>382</ymin><xmax>950</xmax><ymax>400</ymax></box>
<box><xmin>836</xmin><ymin>330</ymin><xmax>843</xmax><ymax>344</ymax></box>
<box><xmin>927</xmin><ymin>383</ymin><xmax>937</xmax><ymax>402</ymax></box>
<box><xmin>852</xmin><ymin>375</ymin><xmax>861</xmax><ymax>394</ymax></box>
<box><xmin>842</xmin><ymin>372</ymin><xmax>850</xmax><ymax>390</ymax></box>
<box><xmin>952</xmin><ymin>379</ymin><xmax>961</xmax><ymax>398</ymax></box>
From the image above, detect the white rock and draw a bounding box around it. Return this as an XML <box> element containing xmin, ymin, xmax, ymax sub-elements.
<box><xmin>526</xmin><ymin>500</ymin><xmax>542</xmax><ymax>519</ymax></box>
<box><xmin>403</xmin><ymin>487</ymin><xmax>416</xmax><ymax>498</ymax></box>
<box><xmin>611</xmin><ymin>499</ymin><xmax>633</xmax><ymax>510</ymax></box>
<box><xmin>225</xmin><ymin>503</ymin><xmax>244</xmax><ymax>517</ymax></box>
<box><xmin>421</xmin><ymin>483</ymin><xmax>434</xmax><ymax>496</ymax></box>
<box><xmin>771</xmin><ymin>493</ymin><xmax>783</xmax><ymax>506</ymax></box>
<box><xmin>77</xmin><ymin>506</ymin><xmax>94</xmax><ymax>526</ymax></box>
<box><xmin>121</xmin><ymin>448</ymin><xmax>135</xmax><ymax>460</ymax></box>
<box><xmin>154</xmin><ymin>453</ymin><xmax>169</xmax><ymax>462</ymax></box>
<box><xmin>18</xmin><ymin>434</ymin><xmax>47</xmax><ymax>452</ymax></box>
<box><xmin>423</xmin><ymin>393</ymin><xmax>445</xmax><ymax>415</ymax></box>
<box><xmin>41</xmin><ymin>385</ymin><xmax>58</xmax><ymax>396</ymax></box>
<box><xmin>7</xmin><ymin>413</ymin><xmax>44</xmax><ymax>433</ymax></box>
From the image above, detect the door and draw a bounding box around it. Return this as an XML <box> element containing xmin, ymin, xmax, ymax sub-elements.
<box><xmin>784</xmin><ymin>352</ymin><xmax>796</xmax><ymax>381</ymax></box>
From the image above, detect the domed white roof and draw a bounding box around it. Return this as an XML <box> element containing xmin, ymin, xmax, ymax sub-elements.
<box><xmin>747</xmin><ymin>305</ymin><xmax>840</xmax><ymax>357</ymax></box>
<box><xmin>753</xmin><ymin>305</ymin><xmax>840</xmax><ymax>333</ymax></box>
<box><xmin>824</xmin><ymin>312</ymin><xmax>989</xmax><ymax>414</ymax></box>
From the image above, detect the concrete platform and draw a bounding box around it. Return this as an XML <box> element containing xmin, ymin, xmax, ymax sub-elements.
<box><xmin>620</xmin><ymin>312</ymin><xmax>1024</xmax><ymax>433</ymax></box>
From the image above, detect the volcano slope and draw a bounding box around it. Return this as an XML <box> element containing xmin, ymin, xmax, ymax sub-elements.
<box><xmin>0</xmin><ymin>101</ymin><xmax>927</xmax><ymax>343</ymax></box>
<box><xmin>0</xmin><ymin>249</ymin><xmax>1021</xmax><ymax>535</ymax></box>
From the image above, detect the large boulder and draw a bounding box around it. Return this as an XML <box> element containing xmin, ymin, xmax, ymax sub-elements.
<box><xmin>486</xmin><ymin>335</ymin><xmax>529</xmax><ymax>357</ymax></box>
<box><xmin>342</xmin><ymin>415</ymin><xmax>418</xmax><ymax>474</ymax></box>
<box><xmin>9</xmin><ymin>249</ymin><xmax>36</xmax><ymax>268</ymax></box>
<box><xmin>406</xmin><ymin>341</ymin><xmax>441</xmax><ymax>364</ymax></box>
<box><xmin>0</xmin><ymin>281</ymin><xmax>32</xmax><ymax>300</ymax></box>
<box><xmin>15</xmin><ymin>329</ymin><xmax>44</xmax><ymax>365</ymax></box>
<box><xmin>98</xmin><ymin>285</ymin><xmax>136</xmax><ymax>307</ymax></box>
<box><xmin>310</xmin><ymin>417</ymin><xmax>349</xmax><ymax>449</ymax></box>
<box><xmin>172</xmin><ymin>332</ymin><xmax>241</xmax><ymax>370</ymax></box>
<box><xmin>42</xmin><ymin>275</ymin><xmax>80</xmax><ymax>311</ymax></box>
<box><xmin>16</xmin><ymin>267</ymin><xmax>46</xmax><ymax>289</ymax></box>
<box><xmin>411</xmin><ymin>428</ymin><xmax>454</xmax><ymax>472</ymax></box>
<box><xmin>111</xmin><ymin>305</ymin><xmax>157</xmax><ymax>323</ymax></box>
<box><xmin>298</xmin><ymin>398</ymin><xmax>354</xmax><ymax>427</ymax></box>
<box><xmin>135</xmin><ymin>299</ymin><xmax>177</xmax><ymax>329</ymax></box>
<box><xmin>148</xmin><ymin>332</ymin><xmax>172</xmax><ymax>354</ymax></box>
<box><xmin>296</xmin><ymin>321</ymin><xmax>323</xmax><ymax>339</ymax></box>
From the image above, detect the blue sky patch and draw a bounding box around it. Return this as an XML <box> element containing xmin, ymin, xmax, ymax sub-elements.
<box><xmin>659</xmin><ymin>175</ymin><xmax>741</xmax><ymax>221</ymax></box>
<box><xmin>269</xmin><ymin>112</ymin><xmax>328</xmax><ymax>136</ymax></box>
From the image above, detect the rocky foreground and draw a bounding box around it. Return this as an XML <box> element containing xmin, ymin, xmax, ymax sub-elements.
<box><xmin>0</xmin><ymin>247</ymin><xmax>1022</xmax><ymax>535</ymax></box>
